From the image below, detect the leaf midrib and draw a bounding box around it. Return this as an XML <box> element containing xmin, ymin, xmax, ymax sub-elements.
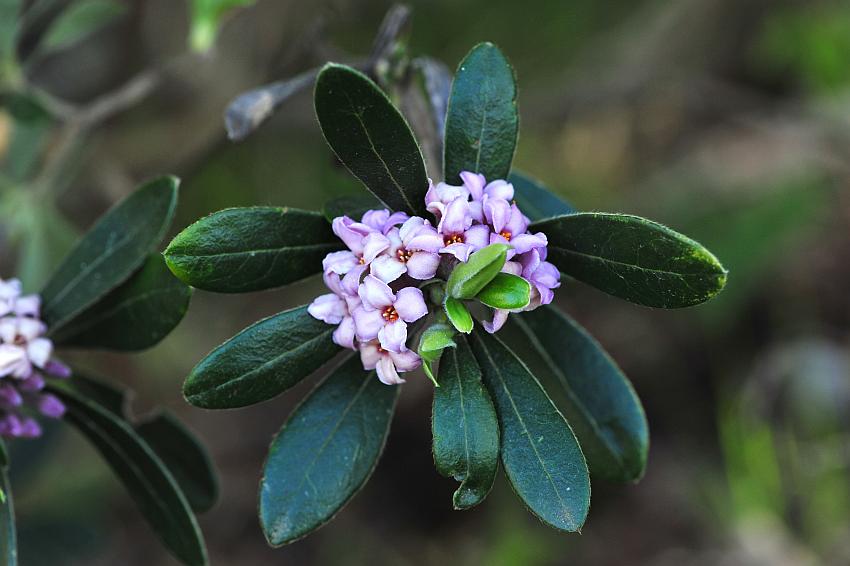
<box><xmin>168</xmin><ymin>242</ymin><xmax>340</xmax><ymax>260</ymax></box>
<box><xmin>550</xmin><ymin>246</ymin><xmax>721</xmax><ymax>278</ymax></box>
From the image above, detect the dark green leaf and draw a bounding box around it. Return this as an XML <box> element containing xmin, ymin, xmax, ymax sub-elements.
<box><xmin>322</xmin><ymin>194</ymin><xmax>383</xmax><ymax>223</ymax></box>
<box><xmin>50</xmin><ymin>254</ymin><xmax>192</xmax><ymax>350</ymax></box>
<box><xmin>469</xmin><ymin>330</ymin><xmax>590</xmax><ymax>532</ymax></box>
<box><xmin>444</xmin><ymin>42</ymin><xmax>518</xmax><ymax>184</ymax></box>
<box><xmin>49</xmin><ymin>383</ymin><xmax>207</xmax><ymax>566</ymax></box>
<box><xmin>508</xmin><ymin>306</ymin><xmax>648</xmax><ymax>482</ymax></box>
<box><xmin>0</xmin><ymin>439</ymin><xmax>15</xmax><ymax>566</ymax></box>
<box><xmin>476</xmin><ymin>273</ymin><xmax>530</xmax><ymax>310</ymax></box>
<box><xmin>164</xmin><ymin>207</ymin><xmax>340</xmax><ymax>293</ymax></box>
<box><xmin>417</xmin><ymin>322</ymin><xmax>456</xmax><ymax>384</ymax></box>
<box><xmin>532</xmin><ymin>213</ymin><xmax>728</xmax><ymax>308</ymax></box>
<box><xmin>260</xmin><ymin>355</ymin><xmax>398</xmax><ymax>546</ymax></box>
<box><xmin>41</xmin><ymin>176</ymin><xmax>179</xmax><ymax>332</ymax></box>
<box><xmin>446</xmin><ymin>243</ymin><xmax>510</xmax><ymax>300</ymax></box>
<box><xmin>444</xmin><ymin>297</ymin><xmax>473</xmax><ymax>334</ymax></box>
<box><xmin>183</xmin><ymin>305</ymin><xmax>340</xmax><ymax>409</ymax></box>
<box><xmin>137</xmin><ymin>413</ymin><xmax>219</xmax><ymax>513</ymax></box>
<box><xmin>64</xmin><ymin>374</ymin><xmax>219</xmax><ymax>513</ymax></box>
<box><xmin>508</xmin><ymin>171</ymin><xmax>575</xmax><ymax>222</ymax></box>
<box><xmin>433</xmin><ymin>336</ymin><xmax>499</xmax><ymax>510</ymax></box>
<box><xmin>314</xmin><ymin>63</ymin><xmax>429</xmax><ymax>216</ymax></box>
<box><xmin>40</xmin><ymin>0</ymin><xmax>125</xmax><ymax>53</ymax></box>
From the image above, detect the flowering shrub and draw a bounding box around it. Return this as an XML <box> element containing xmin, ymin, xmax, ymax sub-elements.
<box><xmin>165</xmin><ymin>42</ymin><xmax>727</xmax><ymax>547</ymax></box>
<box><xmin>0</xmin><ymin>179</ymin><xmax>216</xmax><ymax>565</ymax></box>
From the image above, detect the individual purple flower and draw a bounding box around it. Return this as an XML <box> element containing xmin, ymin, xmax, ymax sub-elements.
<box><xmin>425</xmin><ymin>180</ymin><xmax>470</xmax><ymax>220</ymax></box>
<box><xmin>361</xmin><ymin>209</ymin><xmax>409</xmax><ymax>234</ymax></box>
<box><xmin>369</xmin><ymin>217</ymin><xmax>443</xmax><ymax>282</ymax></box>
<box><xmin>323</xmin><ymin>216</ymin><xmax>382</xmax><ymax>276</ymax></box>
<box><xmin>359</xmin><ymin>340</ymin><xmax>421</xmax><ymax>385</ymax></box>
<box><xmin>520</xmin><ymin>248</ymin><xmax>561</xmax><ymax>309</ymax></box>
<box><xmin>353</xmin><ymin>275</ymin><xmax>427</xmax><ymax>352</ymax></box>
<box><xmin>307</xmin><ymin>272</ymin><xmax>360</xmax><ymax>350</ymax></box>
<box><xmin>437</xmin><ymin>198</ymin><xmax>491</xmax><ymax>262</ymax></box>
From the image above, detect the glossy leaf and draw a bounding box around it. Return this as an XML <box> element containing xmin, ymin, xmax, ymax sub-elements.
<box><xmin>314</xmin><ymin>63</ymin><xmax>429</xmax><ymax>216</ymax></box>
<box><xmin>41</xmin><ymin>176</ymin><xmax>179</xmax><ymax>332</ymax></box>
<box><xmin>49</xmin><ymin>383</ymin><xmax>207</xmax><ymax>566</ymax></box>
<box><xmin>137</xmin><ymin>413</ymin><xmax>219</xmax><ymax>513</ymax></box>
<box><xmin>164</xmin><ymin>207</ymin><xmax>340</xmax><ymax>293</ymax></box>
<box><xmin>417</xmin><ymin>322</ymin><xmax>456</xmax><ymax>384</ymax></box>
<box><xmin>0</xmin><ymin>439</ymin><xmax>15</xmax><ymax>566</ymax></box>
<box><xmin>322</xmin><ymin>194</ymin><xmax>383</xmax><ymax>223</ymax></box>
<box><xmin>183</xmin><ymin>305</ymin><xmax>340</xmax><ymax>408</ymax></box>
<box><xmin>444</xmin><ymin>297</ymin><xmax>473</xmax><ymax>334</ymax></box>
<box><xmin>432</xmin><ymin>336</ymin><xmax>499</xmax><ymax>510</ymax></box>
<box><xmin>260</xmin><ymin>355</ymin><xmax>398</xmax><ymax>546</ymax></box>
<box><xmin>509</xmin><ymin>307</ymin><xmax>648</xmax><ymax>482</ymax></box>
<box><xmin>469</xmin><ymin>330</ymin><xmax>590</xmax><ymax>532</ymax></box>
<box><xmin>446</xmin><ymin>243</ymin><xmax>510</xmax><ymax>300</ymax></box>
<box><xmin>531</xmin><ymin>213</ymin><xmax>728</xmax><ymax>308</ymax></box>
<box><xmin>476</xmin><ymin>273</ymin><xmax>530</xmax><ymax>310</ymax></box>
<box><xmin>508</xmin><ymin>171</ymin><xmax>575</xmax><ymax>222</ymax></box>
<box><xmin>65</xmin><ymin>374</ymin><xmax>219</xmax><ymax>513</ymax></box>
<box><xmin>444</xmin><ymin>42</ymin><xmax>518</xmax><ymax>184</ymax></box>
<box><xmin>50</xmin><ymin>254</ymin><xmax>192</xmax><ymax>350</ymax></box>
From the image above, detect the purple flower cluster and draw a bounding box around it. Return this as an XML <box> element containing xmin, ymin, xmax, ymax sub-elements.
<box><xmin>0</xmin><ymin>278</ymin><xmax>70</xmax><ymax>438</ymax></box>
<box><xmin>309</xmin><ymin>172</ymin><xmax>561</xmax><ymax>384</ymax></box>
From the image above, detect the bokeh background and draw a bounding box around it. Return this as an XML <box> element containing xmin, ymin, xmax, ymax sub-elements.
<box><xmin>2</xmin><ymin>0</ymin><xmax>850</xmax><ymax>564</ymax></box>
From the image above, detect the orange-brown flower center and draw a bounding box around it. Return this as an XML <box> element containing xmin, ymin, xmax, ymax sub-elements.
<box><xmin>382</xmin><ymin>306</ymin><xmax>399</xmax><ymax>322</ymax></box>
<box><xmin>358</xmin><ymin>256</ymin><xmax>366</xmax><ymax>265</ymax></box>
<box><xmin>444</xmin><ymin>233</ymin><xmax>464</xmax><ymax>246</ymax></box>
<box><xmin>499</xmin><ymin>230</ymin><xmax>512</xmax><ymax>241</ymax></box>
<box><xmin>396</xmin><ymin>248</ymin><xmax>414</xmax><ymax>263</ymax></box>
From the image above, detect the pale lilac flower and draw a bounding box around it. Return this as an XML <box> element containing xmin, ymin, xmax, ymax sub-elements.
<box><xmin>438</xmin><ymin>198</ymin><xmax>491</xmax><ymax>262</ymax></box>
<box><xmin>425</xmin><ymin>180</ymin><xmax>470</xmax><ymax>220</ymax></box>
<box><xmin>520</xmin><ymin>248</ymin><xmax>561</xmax><ymax>309</ymax></box>
<box><xmin>307</xmin><ymin>272</ymin><xmax>360</xmax><ymax>350</ymax></box>
<box><xmin>0</xmin><ymin>281</ymin><xmax>69</xmax><ymax>438</ymax></box>
<box><xmin>353</xmin><ymin>275</ymin><xmax>427</xmax><ymax>352</ymax></box>
<box><xmin>361</xmin><ymin>209</ymin><xmax>409</xmax><ymax>234</ymax></box>
<box><xmin>359</xmin><ymin>340</ymin><xmax>421</xmax><ymax>385</ymax></box>
<box><xmin>369</xmin><ymin>217</ymin><xmax>443</xmax><ymax>282</ymax></box>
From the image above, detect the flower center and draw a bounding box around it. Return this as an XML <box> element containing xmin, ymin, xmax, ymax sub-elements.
<box><xmin>396</xmin><ymin>248</ymin><xmax>414</xmax><ymax>263</ymax></box>
<box><xmin>499</xmin><ymin>230</ymin><xmax>512</xmax><ymax>241</ymax></box>
<box><xmin>358</xmin><ymin>256</ymin><xmax>366</xmax><ymax>265</ymax></box>
<box><xmin>381</xmin><ymin>306</ymin><xmax>399</xmax><ymax>322</ymax></box>
<box><xmin>12</xmin><ymin>335</ymin><xmax>25</xmax><ymax>346</ymax></box>
<box><xmin>444</xmin><ymin>233</ymin><xmax>464</xmax><ymax>246</ymax></box>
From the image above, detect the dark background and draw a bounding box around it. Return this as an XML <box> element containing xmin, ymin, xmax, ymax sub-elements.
<box><xmin>2</xmin><ymin>0</ymin><xmax>850</xmax><ymax>564</ymax></box>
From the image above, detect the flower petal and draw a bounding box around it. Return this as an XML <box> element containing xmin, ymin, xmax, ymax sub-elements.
<box><xmin>484</xmin><ymin>179</ymin><xmax>514</xmax><ymax>201</ymax></box>
<box><xmin>464</xmin><ymin>224</ymin><xmax>491</xmax><ymax>249</ymax></box>
<box><xmin>405</xmin><ymin>252</ymin><xmax>440</xmax><ymax>280</ymax></box>
<box><xmin>307</xmin><ymin>293</ymin><xmax>347</xmax><ymax>324</ymax></box>
<box><xmin>358</xmin><ymin>274</ymin><xmax>395</xmax><ymax>310</ymax></box>
<box><xmin>439</xmin><ymin>242</ymin><xmax>474</xmax><ymax>262</ymax></box>
<box><xmin>376</xmin><ymin>356</ymin><xmax>405</xmax><ymax>385</ymax></box>
<box><xmin>484</xmin><ymin>198</ymin><xmax>512</xmax><ymax>233</ymax></box>
<box><xmin>361</xmin><ymin>232</ymin><xmax>391</xmax><ymax>264</ymax></box>
<box><xmin>352</xmin><ymin>307</ymin><xmax>384</xmax><ymax>341</ymax></box>
<box><xmin>510</xmin><ymin>232</ymin><xmax>547</xmax><ymax>255</ymax></box>
<box><xmin>13</xmin><ymin>295</ymin><xmax>40</xmax><ymax>317</ymax></box>
<box><xmin>483</xmin><ymin>309</ymin><xmax>509</xmax><ymax>334</ymax></box>
<box><xmin>359</xmin><ymin>341</ymin><xmax>382</xmax><ymax>370</ymax></box>
<box><xmin>370</xmin><ymin>255</ymin><xmax>406</xmax><ymax>284</ymax></box>
<box><xmin>438</xmin><ymin>197</ymin><xmax>472</xmax><ymax>235</ymax></box>
<box><xmin>394</xmin><ymin>287</ymin><xmax>427</xmax><ymax>322</ymax></box>
<box><xmin>378</xmin><ymin>319</ymin><xmax>408</xmax><ymax>352</ymax></box>
<box><xmin>27</xmin><ymin>337</ymin><xmax>53</xmax><ymax>368</ymax></box>
<box><xmin>333</xmin><ymin>317</ymin><xmax>357</xmax><ymax>349</ymax></box>
<box><xmin>389</xmin><ymin>349</ymin><xmax>422</xmax><ymax>372</ymax></box>
<box><xmin>323</xmin><ymin>250</ymin><xmax>359</xmax><ymax>275</ymax></box>
<box><xmin>460</xmin><ymin>171</ymin><xmax>486</xmax><ymax>200</ymax></box>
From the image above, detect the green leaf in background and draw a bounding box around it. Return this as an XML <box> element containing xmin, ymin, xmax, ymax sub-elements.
<box><xmin>0</xmin><ymin>439</ymin><xmax>15</xmax><ymax>566</ymax></box>
<box><xmin>446</xmin><ymin>243</ymin><xmax>510</xmax><ymax>300</ymax></box>
<box><xmin>40</xmin><ymin>0</ymin><xmax>125</xmax><ymax>54</ymax></box>
<box><xmin>63</xmin><ymin>374</ymin><xmax>219</xmax><ymax>513</ymax></box>
<box><xmin>136</xmin><ymin>413</ymin><xmax>219</xmax><ymax>514</ymax></box>
<box><xmin>165</xmin><ymin>207</ymin><xmax>339</xmax><ymax>293</ymax></box>
<box><xmin>469</xmin><ymin>330</ymin><xmax>590</xmax><ymax>532</ymax></box>
<box><xmin>476</xmin><ymin>273</ymin><xmax>530</xmax><ymax>310</ymax></box>
<box><xmin>444</xmin><ymin>42</ymin><xmax>518</xmax><ymax>184</ymax></box>
<box><xmin>260</xmin><ymin>355</ymin><xmax>398</xmax><ymax>546</ymax></box>
<box><xmin>40</xmin><ymin>176</ymin><xmax>179</xmax><ymax>332</ymax></box>
<box><xmin>49</xmin><ymin>383</ymin><xmax>207</xmax><ymax>566</ymax></box>
<box><xmin>314</xmin><ymin>63</ymin><xmax>429</xmax><ymax>216</ymax></box>
<box><xmin>508</xmin><ymin>171</ymin><xmax>575</xmax><ymax>222</ymax></box>
<box><xmin>183</xmin><ymin>305</ymin><xmax>340</xmax><ymax>409</ymax></box>
<box><xmin>190</xmin><ymin>0</ymin><xmax>255</xmax><ymax>52</ymax></box>
<box><xmin>322</xmin><ymin>194</ymin><xmax>383</xmax><ymax>223</ymax></box>
<box><xmin>509</xmin><ymin>306</ymin><xmax>648</xmax><ymax>482</ymax></box>
<box><xmin>432</xmin><ymin>335</ymin><xmax>499</xmax><ymax>510</ymax></box>
<box><xmin>0</xmin><ymin>95</ymin><xmax>52</xmax><ymax>182</ymax></box>
<box><xmin>417</xmin><ymin>322</ymin><xmax>456</xmax><ymax>384</ymax></box>
<box><xmin>444</xmin><ymin>296</ymin><xmax>473</xmax><ymax>334</ymax></box>
<box><xmin>532</xmin><ymin>213</ymin><xmax>728</xmax><ymax>308</ymax></box>
<box><xmin>50</xmin><ymin>254</ymin><xmax>192</xmax><ymax>351</ymax></box>
<box><xmin>0</xmin><ymin>0</ymin><xmax>21</xmax><ymax>62</ymax></box>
